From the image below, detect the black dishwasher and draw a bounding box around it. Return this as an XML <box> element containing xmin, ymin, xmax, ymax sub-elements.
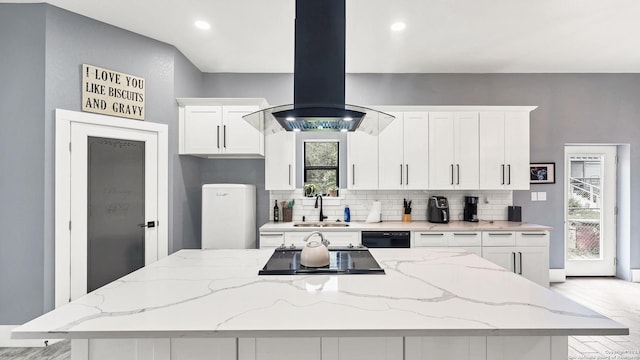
<box><xmin>361</xmin><ymin>231</ymin><xmax>411</xmax><ymax>248</ymax></box>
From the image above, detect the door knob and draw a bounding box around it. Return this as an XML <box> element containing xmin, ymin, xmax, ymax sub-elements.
<box><xmin>138</xmin><ymin>221</ymin><xmax>156</xmax><ymax>228</ymax></box>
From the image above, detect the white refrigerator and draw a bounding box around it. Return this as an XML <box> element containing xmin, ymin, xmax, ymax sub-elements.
<box><xmin>202</xmin><ymin>184</ymin><xmax>256</xmax><ymax>249</ymax></box>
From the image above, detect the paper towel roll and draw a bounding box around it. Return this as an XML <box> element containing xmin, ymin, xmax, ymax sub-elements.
<box><xmin>366</xmin><ymin>201</ymin><xmax>382</xmax><ymax>223</ymax></box>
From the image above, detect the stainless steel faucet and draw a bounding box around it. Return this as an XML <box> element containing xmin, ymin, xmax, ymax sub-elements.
<box><xmin>314</xmin><ymin>194</ymin><xmax>328</xmax><ymax>222</ymax></box>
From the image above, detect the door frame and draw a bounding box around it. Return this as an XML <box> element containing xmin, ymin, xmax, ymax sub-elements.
<box><xmin>564</xmin><ymin>144</ymin><xmax>617</xmax><ymax>276</ymax></box>
<box><xmin>55</xmin><ymin>109</ymin><xmax>168</xmax><ymax>307</ymax></box>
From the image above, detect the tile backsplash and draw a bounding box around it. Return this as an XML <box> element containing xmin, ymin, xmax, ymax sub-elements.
<box><xmin>269</xmin><ymin>190</ymin><xmax>513</xmax><ymax>223</ymax></box>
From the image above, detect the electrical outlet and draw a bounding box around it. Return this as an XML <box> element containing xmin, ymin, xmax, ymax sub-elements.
<box><xmin>538</xmin><ymin>192</ymin><xmax>547</xmax><ymax>201</ymax></box>
<box><xmin>531</xmin><ymin>192</ymin><xmax>538</xmax><ymax>201</ymax></box>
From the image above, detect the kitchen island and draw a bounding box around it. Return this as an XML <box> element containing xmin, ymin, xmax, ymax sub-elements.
<box><xmin>13</xmin><ymin>248</ymin><xmax>627</xmax><ymax>360</ymax></box>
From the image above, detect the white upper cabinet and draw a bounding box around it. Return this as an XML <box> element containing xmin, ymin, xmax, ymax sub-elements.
<box><xmin>177</xmin><ymin>98</ymin><xmax>265</xmax><ymax>158</ymax></box>
<box><xmin>265</xmin><ymin>131</ymin><xmax>296</xmax><ymax>190</ymax></box>
<box><xmin>428</xmin><ymin>112</ymin><xmax>479</xmax><ymax>189</ymax></box>
<box><xmin>479</xmin><ymin>111</ymin><xmax>530</xmax><ymax>189</ymax></box>
<box><xmin>378</xmin><ymin>112</ymin><xmax>429</xmax><ymax>190</ymax></box>
<box><xmin>348</xmin><ymin>130</ymin><xmax>379</xmax><ymax>190</ymax></box>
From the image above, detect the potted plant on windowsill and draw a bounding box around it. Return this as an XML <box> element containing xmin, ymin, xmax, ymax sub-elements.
<box><xmin>304</xmin><ymin>183</ymin><xmax>318</xmax><ymax>197</ymax></box>
<box><xmin>328</xmin><ymin>186</ymin><xmax>338</xmax><ymax>198</ymax></box>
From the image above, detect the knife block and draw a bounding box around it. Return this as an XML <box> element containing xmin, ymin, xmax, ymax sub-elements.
<box><xmin>282</xmin><ymin>207</ymin><xmax>293</xmax><ymax>222</ymax></box>
<box><xmin>402</xmin><ymin>214</ymin><xmax>412</xmax><ymax>222</ymax></box>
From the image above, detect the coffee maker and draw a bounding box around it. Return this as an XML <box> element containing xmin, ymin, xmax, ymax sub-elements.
<box><xmin>427</xmin><ymin>196</ymin><xmax>449</xmax><ymax>223</ymax></box>
<box><xmin>463</xmin><ymin>196</ymin><xmax>479</xmax><ymax>222</ymax></box>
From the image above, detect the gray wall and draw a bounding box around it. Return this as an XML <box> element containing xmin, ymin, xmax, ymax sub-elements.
<box><xmin>0</xmin><ymin>4</ymin><xmax>203</xmax><ymax>324</ymax></box>
<box><xmin>203</xmin><ymin>73</ymin><xmax>640</xmax><ymax>271</ymax></box>
<box><xmin>0</xmin><ymin>4</ymin><xmax>47</xmax><ymax>325</ymax></box>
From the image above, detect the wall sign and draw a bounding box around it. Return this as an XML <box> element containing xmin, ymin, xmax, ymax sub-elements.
<box><xmin>82</xmin><ymin>64</ymin><xmax>145</xmax><ymax>120</ymax></box>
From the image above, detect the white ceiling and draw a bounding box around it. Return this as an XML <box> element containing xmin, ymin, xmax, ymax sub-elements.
<box><xmin>6</xmin><ymin>0</ymin><xmax>640</xmax><ymax>73</ymax></box>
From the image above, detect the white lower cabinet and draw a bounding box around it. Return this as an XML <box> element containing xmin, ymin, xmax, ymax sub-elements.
<box><xmin>405</xmin><ymin>336</ymin><xmax>486</xmax><ymax>360</ymax></box>
<box><xmin>412</xmin><ymin>231</ymin><xmax>482</xmax><ymax>256</ymax></box>
<box><xmin>482</xmin><ymin>231</ymin><xmax>549</xmax><ymax>287</ymax></box>
<box><xmin>323</xmin><ymin>337</ymin><xmax>403</xmax><ymax>360</ymax></box>
<box><xmin>285</xmin><ymin>231</ymin><xmax>360</xmax><ymax>248</ymax></box>
<box><xmin>259</xmin><ymin>232</ymin><xmax>285</xmax><ymax>249</ymax></box>
<box><xmin>171</xmin><ymin>339</ymin><xmax>236</xmax><ymax>360</ymax></box>
<box><xmin>238</xmin><ymin>338</ymin><xmax>321</xmax><ymax>360</ymax></box>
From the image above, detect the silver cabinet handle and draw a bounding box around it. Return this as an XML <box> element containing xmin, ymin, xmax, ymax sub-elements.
<box><xmin>288</xmin><ymin>164</ymin><xmax>292</xmax><ymax>186</ymax></box>
<box><xmin>487</xmin><ymin>233</ymin><xmax>513</xmax><ymax>236</ymax></box>
<box><xmin>512</xmin><ymin>252</ymin><xmax>516</xmax><ymax>273</ymax></box>
<box><xmin>223</xmin><ymin>125</ymin><xmax>227</xmax><ymax>148</ymax></box>
<box><xmin>518</xmin><ymin>252</ymin><xmax>523</xmax><ymax>274</ymax></box>
<box><xmin>216</xmin><ymin>126</ymin><xmax>220</xmax><ymax>149</ymax></box>
<box><xmin>456</xmin><ymin>164</ymin><xmax>460</xmax><ymax>185</ymax></box>
<box><xmin>453</xmin><ymin>233</ymin><xmax>478</xmax><ymax>236</ymax></box>
<box><xmin>451</xmin><ymin>164</ymin><xmax>454</xmax><ymax>185</ymax></box>
<box><xmin>261</xmin><ymin>233</ymin><xmax>284</xmax><ymax>237</ymax></box>
<box><xmin>507</xmin><ymin>164</ymin><xmax>511</xmax><ymax>185</ymax></box>
<box><xmin>501</xmin><ymin>164</ymin><xmax>505</xmax><ymax>185</ymax></box>
<box><xmin>521</xmin><ymin>233</ymin><xmax>546</xmax><ymax>236</ymax></box>
<box><xmin>420</xmin><ymin>233</ymin><xmax>444</xmax><ymax>236</ymax></box>
<box><xmin>352</xmin><ymin>164</ymin><xmax>355</xmax><ymax>185</ymax></box>
<box><xmin>400</xmin><ymin>164</ymin><xmax>403</xmax><ymax>185</ymax></box>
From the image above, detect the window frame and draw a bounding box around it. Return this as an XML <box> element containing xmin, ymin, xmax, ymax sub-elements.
<box><xmin>303</xmin><ymin>140</ymin><xmax>339</xmax><ymax>193</ymax></box>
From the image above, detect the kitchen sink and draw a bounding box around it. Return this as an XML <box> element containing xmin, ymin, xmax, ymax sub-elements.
<box><xmin>293</xmin><ymin>222</ymin><xmax>350</xmax><ymax>228</ymax></box>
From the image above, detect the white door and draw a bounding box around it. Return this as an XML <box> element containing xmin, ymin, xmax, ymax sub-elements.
<box><xmin>223</xmin><ymin>105</ymin><xmax>261</xmax><ymax>154</ymax></box>
<box><xmin>565</xmin><ymin>145</ymin><xmax>617</xmax><ymax>276</ymax></box>
<box><xmin>347</xmin><ymin>131</ymin><xmax>378</xmax><ymax>189</ymax></box>
<box><xmin>429</xmin><ymin>112</ymin><xmax>456</xmax><ymax>189</ymax></box>
<box><xmin>55</xmin><ymin>109</ymin><xmax>168</xmax><ymax>306</ymax></box>
<box><xmin>378</xmin><ymin>112</ymin><xmax>404</xmax><ymax>189</ymax></box>
<box><xmin>504</xmin><ymin>112</ymin><xmax>530</xmax><ymax>189</ymax></box>
<box><xmin>402</xmin><ymin>112</ymin><xmax>429</xmax><ymax>189</ymax></box>
<box><xmin>479</xmin><ymin>112</ymin><xmax>506</xmax><ymax>189</ymax></box>
<box><xmin>183</xmin><ymin>105</ymin><xmax>222</xmax><ymax>154</ymax></box>
<box><xmin>455</xmin><ymin>112</ymin><xmax>480</xmax><ymax>189</ymax></box>
<box><xmin>265</xmin><ymin>131</ymin><xmax>295</xmax><ymax>190</ymax></box>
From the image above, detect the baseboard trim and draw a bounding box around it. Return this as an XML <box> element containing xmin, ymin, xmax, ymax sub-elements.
<box><xmin>632</xmin><ymin>269</ymin><xmax>640</xmax><ymax>283</ymax></box>
<box><xmin>549</xmin><ymin>269</ymin><xmax>566</xmax><ymax>283</ymax></box>
<box><xmin>0</xmin><ymin>325</ymin><xmax>53</xmax><ymax>347</ymax></box>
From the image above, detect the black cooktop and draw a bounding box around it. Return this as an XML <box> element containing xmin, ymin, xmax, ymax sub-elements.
<box><xmin>259</xmin><ymin>248</ymin><xmax>385</xmax><ymax>275</ymax></box>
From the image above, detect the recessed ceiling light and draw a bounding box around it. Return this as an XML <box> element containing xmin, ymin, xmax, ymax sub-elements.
<box><xmin>293</xmin><ymin>128</ymin><xmax>301</xmax><ymax>132</ymax></box>
<box><xmin>286</xmin><ymin>117</ymin><xmax>296</xmax><ymax>121</ymax></box>
<box><xmin>390</xmin><ymin>22</ymin><xmax>406</xmax><ymax>32</ymax></box>
<box><xmin>194</xmin><ymin>20</ymin><xmax>211</xmax><ymax>30</ymax></box>
<box><xmin>340</xmin><ymin>129</ymin><xmax>348</xmax><ymax>132</ymax></box>
<box><xmin>343</xmin><ymin>117</ymin><xmax>353</xmax><ymax>121</ymax></box>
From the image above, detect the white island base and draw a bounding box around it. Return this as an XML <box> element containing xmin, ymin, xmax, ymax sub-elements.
<box><xmin>14</xmin><ymin>249</ymin><xmax>626</xmax><ymax>360</ymax></box>
<box><xmin>71</xmin><ymin>335</ymin><xmax>568</xmax><ymax>360</ymax></box>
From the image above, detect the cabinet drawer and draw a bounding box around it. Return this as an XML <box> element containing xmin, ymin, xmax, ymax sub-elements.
<box><xmin>285</xmin><ymin>231</ymin><xmax>359</xmax><ymax>248</ymax></box>
<box><xmin>259</xmin><ymin>232</ymin><xmax>284</xmax><ymax>249</ymax></box>
<box><xmin>413</xmin><ymin>232</ymin><xmax>449</xmax><ymax>247</ymax></box>
<box><xmin>449</xmin><ymin>232</ymin><xmax>481</xmax><ymax>247</ymax></box>
<box><xmin>516</xmin><ymin>231</ymin><xmax>549</xmax><ymax>247</ymax></box>
<box><xmin>482</xmin><ymin>231</ymin><xmax>516</xmax><ymax>246</ymax></box>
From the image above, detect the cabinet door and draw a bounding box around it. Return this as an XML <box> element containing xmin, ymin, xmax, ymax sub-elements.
<box><xmin>504</xmin><ymin>112</ymin><xmax>530</xmax><ymax>189</ymax></box>
<box><xmin>348</xmin><ymin>131</ymin><xmax>378</xmax><ymax>189</ymax></box>
<box><xmin>378</xmin><ymin>112</ymin><xmax>404</xmax><ymax>190</ymax></box>
<box><xmin>482</xmin><ymin>246</ymin><xmax>517</xmax><ymax>273</ymax></box>
<box><xmin>239</xmin><ymin>338</ymin><xmax>321</xmax><ymax>360</ymax></box>
<box><xmin>223</xmin><ymin>105</ymin><xmax>262</xmax><ymax>155</ymax></box>
<box><xmin>183</xmin><ymin>105</ymin><xmax>222</xmax><ymax>154</ymax></box>
<box><xmin>259</xmin><ymin>232</ymin><xmax>285</xmax><ymax>249</ymax></box>
<box><xmin>517</xmin><ymin>246</ymin><xmax>549</xmax><ymax>287</ymax></box>
<box><xmin>322</xmin><ymin>337</ymin><xmax>403</xmax><ymax>360</ymax></box>
<box><xmin>428</xmin><ymin>112</ymin><xmax>456</xmax><ymax>189</ymax></box>
<box><xmin>455</xmin><ymin>112</ymin><xmax>480</xmax><ymax>189</ymax></box>
<box><xmin>486</xmin><ymin>336</ymin><xmax>551</xmax><ymax>360</ymax></box>
<box><xmin>413</xmin><ymin>232</ymin><xmax>449</xmax><ymax>247</ymax></box>
<box><xmin>479</xmin><ymin>112</ymin><xmax>506</xmax><ymax>189</ymax></box>
<box><xmin>265</xmin><ymin>131</ymin><xmax>295</xmax><ymax>190</ymax></box>
<box><xmin>403</xmin><ymin>112</ymin><xmax>429</xmax><ymax>189</ymax></box>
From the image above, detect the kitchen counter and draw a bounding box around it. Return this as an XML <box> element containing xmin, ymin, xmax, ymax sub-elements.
<box><xmin>14</xmin><ymin>248</ymin><xmax>622</xmax><ymax>339</ymax></box>
<box><xmin>260</xmin><ymin>220</ymin><xmax>552</xmax><ymax>232</ymax></box>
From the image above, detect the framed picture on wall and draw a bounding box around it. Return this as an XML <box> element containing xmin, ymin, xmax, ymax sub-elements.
<box><xmin>530</xmin><ymin>163</ymin><xmax>555</xmax><ymax>184</ymax></box>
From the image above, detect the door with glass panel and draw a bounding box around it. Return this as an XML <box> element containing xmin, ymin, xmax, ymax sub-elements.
<box><xmin>565</xmin><ymin>145</ymin><xmax>616</xmax><ymax>276</ymax></box>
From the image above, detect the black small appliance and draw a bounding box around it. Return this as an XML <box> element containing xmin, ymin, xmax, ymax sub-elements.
<box><xmin>508</xmin><ymin>206</ymin><xmax>522</xmax><ymax>222</ymax></box>
<box><xmin>427</xmin><ymin>196</ymin><xmax>449</xmax><ymax>223</ymax></box>
<box><xmin>464</xmin><ymin>196</ymin><xmax>479</xmax><ymax>222</ymax></box>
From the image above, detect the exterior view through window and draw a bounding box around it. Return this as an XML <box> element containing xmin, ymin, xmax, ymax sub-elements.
<box><xmin>304</xmin><ymin>141</ymin><xmax>338</xmax><ymax>196</ymax></box>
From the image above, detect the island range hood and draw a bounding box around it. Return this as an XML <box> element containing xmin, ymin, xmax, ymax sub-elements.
<box><xmin>243</xmin><ymin>0</ymin><xmax>394</xmax><ymax>135</ymax></box>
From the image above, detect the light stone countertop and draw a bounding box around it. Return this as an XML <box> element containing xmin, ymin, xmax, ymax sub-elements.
<box><xmin>13</xmin><ymin>248</ymin><xmax>625</xmax><ymax>339</ymax></box>
<box><xmin>260</xmin><ymin>220</ymin><xmax>552</xmax><ymax>232</ymax></box>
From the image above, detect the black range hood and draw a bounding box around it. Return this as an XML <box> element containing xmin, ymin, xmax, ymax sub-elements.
<box><xmin>244</xmin><ymin>0</ymin><xmax>394</xmax><ymax>134</ymax></box>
